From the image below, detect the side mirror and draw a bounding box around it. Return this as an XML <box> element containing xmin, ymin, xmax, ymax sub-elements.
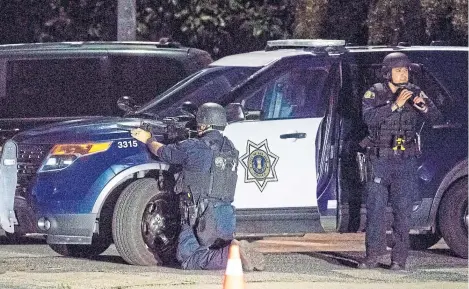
<box><xmin>225</xmin><ymin>103</ymin><xmax>246</xmax><ymax>123</ymax></box>
<box><xmin>245</xmin><ymin>110</ymin><xmax>261</xmax><ymax>120</ymax></box>
<box><xmin>117</xmin><ymin>96</ymin><xmax>139</xmax><ymax>113</ymax></box>
<box><xmin>180</xmin><ymin>101</ymin><xmax>198</xmax><ymax>117</ymax></box>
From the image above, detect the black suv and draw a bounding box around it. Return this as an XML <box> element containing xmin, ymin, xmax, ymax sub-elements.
<box><xmin>0</xmin><ymin>41</ymin><xmax>212</xmax><ymax>146</ymax></box>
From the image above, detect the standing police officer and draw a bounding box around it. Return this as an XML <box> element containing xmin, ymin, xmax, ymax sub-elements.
<box><xmin>131</xmin><ymin>102</ymin><xmax>265</xmax><ymax>271</ymax></box>
<box><xmin>358</xmin><ymin>52</ymin><xmax>441</xmax><ymax>270</ymax></box>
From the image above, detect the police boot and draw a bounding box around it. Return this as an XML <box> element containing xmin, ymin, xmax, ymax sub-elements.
<box><xmin>390</xmin><ymin>262</ymin><xmax>407</xmax><ymax>271</ymax></box>
<box><xmin>232</xmin><ymin>239</ymin><xmax>265</xmax><ymax>272</ymax></box>
<box><xmin>357</xmin><ymin>257</ymin><xmax>379</xmax><ymax>269</ymax></box>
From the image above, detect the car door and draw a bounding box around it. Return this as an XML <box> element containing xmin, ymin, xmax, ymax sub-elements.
<box><xmin>224</xmin><ymin>55</ymin><xmax>341</xmax><ymax>235</ymax></box>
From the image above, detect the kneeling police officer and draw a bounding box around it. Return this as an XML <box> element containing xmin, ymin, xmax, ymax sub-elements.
<box><xmin>131</xmin><ymin>102</ymin><xmax>265</xmax><ymax>271</ymax></box>
<box><xmin>358</xmin><ymin>52</ymin><xmax>441</xmax><ymax>270</ymax></box>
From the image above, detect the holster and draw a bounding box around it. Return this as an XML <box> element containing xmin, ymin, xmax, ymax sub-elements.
<box><xmin>195</xmin><ymin>199</ymin><xmax>208</xmax><ymax>232</ymax></box>
<box><xmin>179</xmin><ymin>193</ymin><xmax>198</xmax><ymax>226</ymax></box>
<box><xmin>187</xmin><ymin>204</ymin><xmax>197</xmax><ymax>226</ymax></box>
<box><xmin>356</xmin><ymin>152</ymin><xmax>369</xmax><ymax>183</ymax></box>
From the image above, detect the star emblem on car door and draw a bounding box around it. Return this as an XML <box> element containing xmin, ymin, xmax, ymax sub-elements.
<box><xmin>239</xmin><ymin>139</ymin><xmax>279</xmax><ymax>192</ymax></box>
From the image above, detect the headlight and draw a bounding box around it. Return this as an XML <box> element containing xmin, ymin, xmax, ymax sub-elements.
<box><xmin>39</xmin><ymin>142</ymin><xmax>112</xmax><ymax>172</ymax></box>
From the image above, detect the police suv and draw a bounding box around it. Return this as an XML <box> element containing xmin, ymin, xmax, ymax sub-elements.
<box><xmin>0</xmin><ymin>39</ymin><xmax>467</xmax><ymax>265</ymax></box>
<box><xmin>0</xmin><ymin>41</ymin><xmax>212</xmax><ymax>240</ymax></box>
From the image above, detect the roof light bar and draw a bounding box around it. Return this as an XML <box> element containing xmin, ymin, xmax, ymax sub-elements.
<box><xmin>267</xmin><ymin>39</ymin><xmax>346</xmax><ymax>48</ymax></box>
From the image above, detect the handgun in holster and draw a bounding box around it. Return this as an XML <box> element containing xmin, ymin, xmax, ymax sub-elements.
<box><xmin>357</xmin><ymin>136</ymin><xmax>374</xmax><ymax>183</ymax></box>
<box><xmin>356</xmin><ymin>151</ymin><xmax>369</xmax><ymax>183</ymax></box>
<box><xmin>415</xmin><ymin>132</ymin><xmax>422</xmax><ymax>155</ymax></box>
<box><xmin>179</xmin><ymin>192</ymin><xmax>197</xmax><ymax>226</ymax></box>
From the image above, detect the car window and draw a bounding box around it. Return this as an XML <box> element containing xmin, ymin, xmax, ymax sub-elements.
<box><xmin>0</xmin><ymin>57</ymin><xmax>109</xmax><ymax>118</ymax></box>
<box><xmin>424</xmin><ymin>51</ymin><xmax>468</xmax><ymax>104</ymax></box>
<box><xmin>415</xmin><ymin>66</ymin><xmax>454</xmax><ymax>117</ymax></box>
<box><xmin>144</xmin><ymin>66</ymin><xmax>260</xmax><ymax>118</ymax></box>
<box><xmin>110</xmin><ymin>56</ymin><xmax>185</xmax><ymax>106</ymax></box>
<box><xmin>240</xmin><ymin>66</ymin><xmax>330</xmax><ymax>120</ymax></box>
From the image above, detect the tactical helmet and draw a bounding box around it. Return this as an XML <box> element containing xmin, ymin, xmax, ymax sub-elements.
<box><xmin>196</xmin><ymin>102</ymin><xmax>227</xmax><ymax>128</ymax></box>
<box><xmin>381</xmin><ymin>52</ymin><xmax>411</xmax><ymax>80</ymax></box>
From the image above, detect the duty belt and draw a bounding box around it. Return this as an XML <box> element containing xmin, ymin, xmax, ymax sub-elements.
<box><xmin>367</xmin><ymin>145</ymin><xmax>418</xmax><ymax>158</ymax></box>
<box><xmin>367</xmin><ymin>147</ymin><xmax>399</xmax><ymax>158</ymax></box>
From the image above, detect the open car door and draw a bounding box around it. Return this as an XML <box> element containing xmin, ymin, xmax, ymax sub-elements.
<box><xmin>224</xmin><ymin>55</ymin><xmax>342</xmax><ymax>236</ymax></box>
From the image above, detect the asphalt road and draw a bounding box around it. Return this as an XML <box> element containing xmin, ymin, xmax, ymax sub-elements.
<box><xmin>0</xmin><ymin>232</ymin><xmax>467</xmax><ymax>289</ymax></box>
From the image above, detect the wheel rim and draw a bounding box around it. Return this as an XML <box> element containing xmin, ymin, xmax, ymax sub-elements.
<box><xmin>463</xmin><ymin>200</ymin><xmax>468</xmax><ymax>233</ymax></box>
<box><xmin>141</xmin><ymin>196</ymin><xmax>180</xmax><ymax>256</ymax></box>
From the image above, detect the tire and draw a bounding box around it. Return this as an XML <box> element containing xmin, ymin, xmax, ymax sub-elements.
<box><xmin>49</xmin><ymin>243</ymin><xmax>110</xmax><ymax>258</ymax></box>
<box><xmin>438</xmin><ymin>177</ymin><xmax>468</xmax><ymax>259</ymax></box>
<box><xmin>112</xmin><ymin>178</ymin><xmax>180</xmax><ymax>266</ymax></box>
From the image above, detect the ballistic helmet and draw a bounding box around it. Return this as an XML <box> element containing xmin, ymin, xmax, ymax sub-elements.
<box><xmin>196</xmin><ymin>102</ymin><xmax>227</xmax><ymax>128</ymax></box>
<box><xmin>381</xmin><ymin>52</ymin><xmax>411</xmax><ymax>80</ymax></box>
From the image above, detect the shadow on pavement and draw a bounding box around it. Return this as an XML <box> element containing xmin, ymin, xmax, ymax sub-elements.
<box><xmin>412</xmin><ymin>248</ymin><xmax>460</xmax><ymax>258</ymax></box>
<box><xmin>300</xmin><ymin>251</ymin><xmax>361</xmax><ymax>268</ymax></box>
<box><xmin>89</xmin><ymin>255</ymin><xmax>181</xmax><ymax>268</ymax></box>
<box><xmin>0</xmin><ymin>235</ymin><xmax>46</xmax><ymax>245</ymax></box>
<box><xmin>88</xmin><ymin>255</ymin><xmax>129</xmax><ymax>265</ymax></box>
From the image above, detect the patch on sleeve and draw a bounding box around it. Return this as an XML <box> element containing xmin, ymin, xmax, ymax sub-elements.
<box><xmin>364</xmin><ymin>90</ymin><xmax>375</xmax><ymax>99</ymax></box>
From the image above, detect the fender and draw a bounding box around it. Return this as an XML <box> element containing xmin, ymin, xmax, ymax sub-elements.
<box><xmin>91</xmin><ymin>162</ymin><xmax>170</xmax><ymax>215</ymax></box>
<box><xmin>428</xmin><ymin>158</ymin><xmax>468</xmax><ymax>227</ymax></box>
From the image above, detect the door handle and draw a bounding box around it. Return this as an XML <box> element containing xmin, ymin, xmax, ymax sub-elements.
<box><xmin>280</xmin><ymin>133</ymin><xmax>306</xmax><ymax>139</ymax></box>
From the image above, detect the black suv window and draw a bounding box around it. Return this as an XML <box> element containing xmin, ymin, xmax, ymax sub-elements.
<box><xmin>0</xmin><ymin>58</ymin><xmax>109</xmax><ymax>118</ymax></box>
<box><xmin>110</xmin><ymin>55</ymin><xmax>184</xmax><ymax>106</ymax></box>
<box><xmin>413</xmin><ymin>65</ymin><xmax>451</xmax><ymax>116</ymax></box>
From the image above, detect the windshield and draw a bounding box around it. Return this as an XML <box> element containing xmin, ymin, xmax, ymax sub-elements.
<box><xmin>137</xmin><ymin>66</ymin><xmax>260</xmax><ymax>118</ymax></box>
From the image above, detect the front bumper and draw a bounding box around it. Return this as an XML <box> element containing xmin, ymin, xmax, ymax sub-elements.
<box><xmin>0</xmin><ymin>140</ymin><xmax>18</xmax><ymax>233</ymax></box>
<box><xmin>37</xmin><ymin>213</ymin><xmax>97</xmax><ymax>244</ymax></box>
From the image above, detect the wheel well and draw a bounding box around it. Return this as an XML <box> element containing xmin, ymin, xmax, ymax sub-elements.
<box><xmin>95</xmin><ymin>178</ymin><xmax>133</xmax><ymax>244</ymax></box>
<box><xmin>95</xmin><ymin>170</ymin><xmax>176</xmax><ymax>243</ymax></box>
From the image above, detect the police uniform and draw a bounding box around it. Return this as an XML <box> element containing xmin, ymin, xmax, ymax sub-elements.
<box><xmin>156</xmin><ymin>129</ymin><xmax>239</xmax><ymax>270</ymax></box>
<box><xmin>361</xmin><ymin>82</ymin><xmax>440</xmax><ymax>267</ymax></box>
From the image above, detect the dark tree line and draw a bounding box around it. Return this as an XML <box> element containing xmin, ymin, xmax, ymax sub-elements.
<box><xmin>0</xmin><ymin>0</ymin><xmax>466</xmax><ymax>58</ymax></box>
<box><xmin>294</xmin><ymin>0</ymin><xmax>467</xmax><ymax>47</ymax></box>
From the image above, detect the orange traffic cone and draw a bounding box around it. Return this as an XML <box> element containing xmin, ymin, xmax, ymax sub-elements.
<box><xmin>223</xmin><ymin>242</ymin><xmax>245</xmax><ymax>289</ymax></box>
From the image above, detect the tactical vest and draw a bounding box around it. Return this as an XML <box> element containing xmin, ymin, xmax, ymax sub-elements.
<box><xmin>177</xmin><ymin>136</ymin><xmax>239</xmax><ymax>203</ymax></box>
<box><xmin>368</xmin><ymin>83</ymin><xmax>422</xmax><ymax>157</ymax></box>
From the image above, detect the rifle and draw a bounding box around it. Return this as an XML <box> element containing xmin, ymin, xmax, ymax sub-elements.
<box><xmin>119</xmin><ymin>115</ymin><xmax>196</xmax><ymax>144</ymax></box>
<box><xmin>143</xmin><ymin>116</ymin><xmax>195</xmax><ymax>143</ymax></box>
